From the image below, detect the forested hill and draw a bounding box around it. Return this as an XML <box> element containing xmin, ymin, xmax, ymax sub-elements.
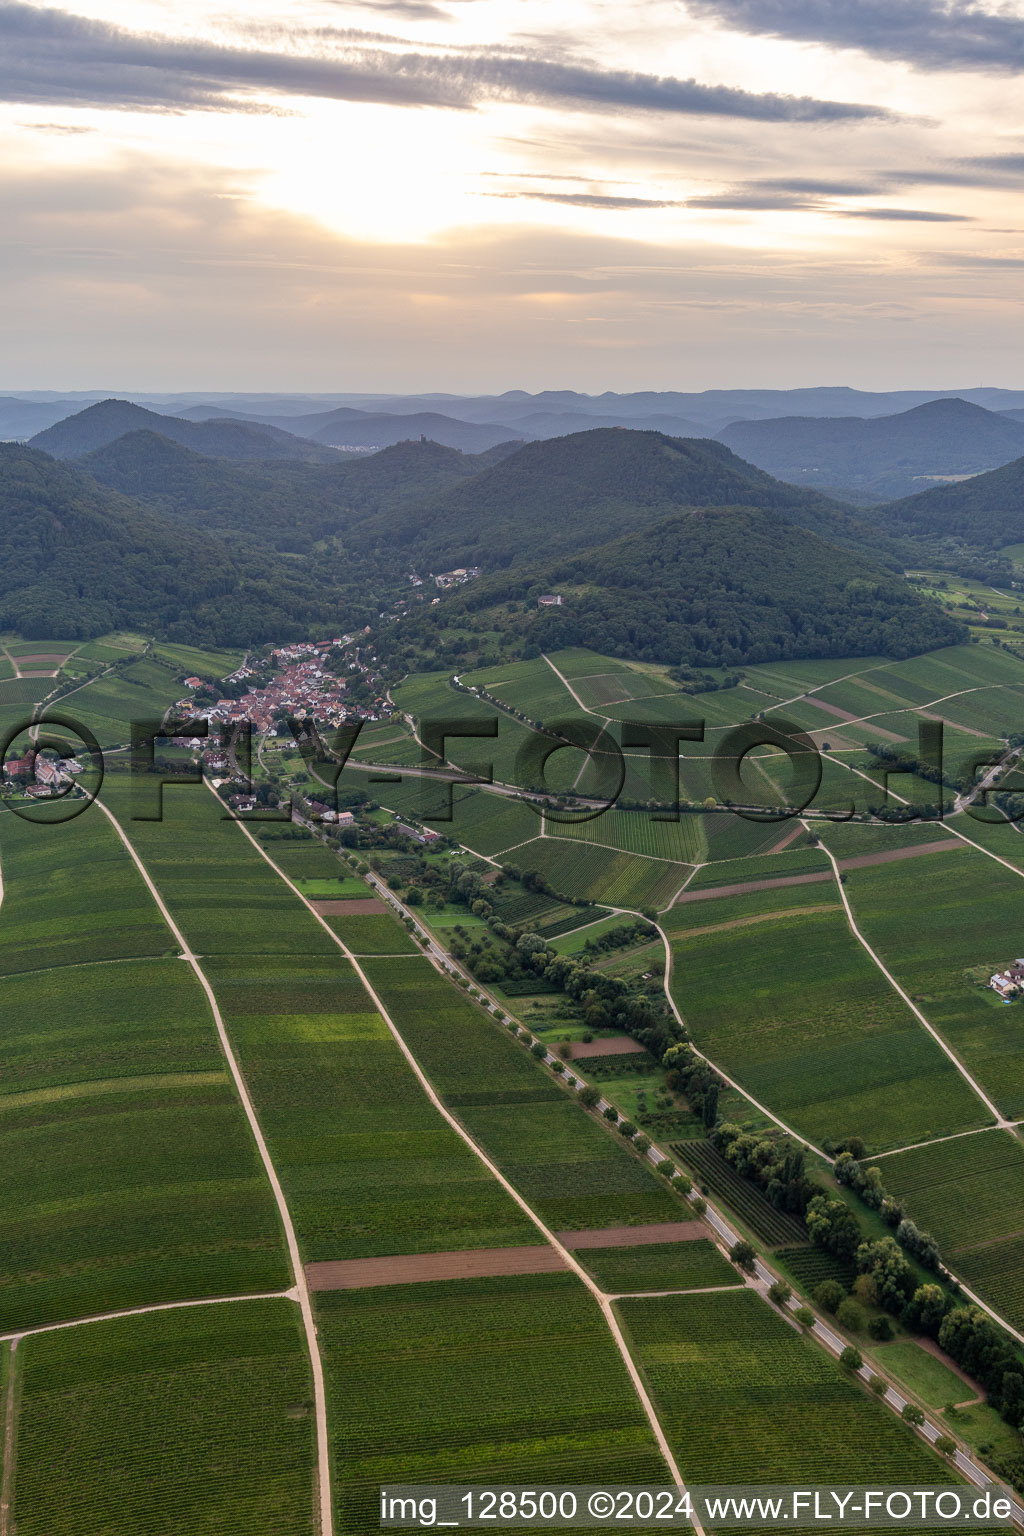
<box><xmin>77</xmin><ymin>432</ymin><xmax>486</xmax><ymax>551</ymax></box>
<box><xmin>429</xmin><ymin>504</ymin><xmax>966</xmax><ymax>667</ymax></box>
<box><xmin>374</xmin><ymin>428</ymin><xmax>892</xmax><ymax>569</ymax></box>
<box><xmin>29</xmin><ymin>399</ymin><xmax>341</xmax><ymax>464</ymax></box>
<box><xmin>718</xmin><ymin>398</ymin><xmax>1024</xmax><ymax>501</ymax></box>
<box><xmin>0</xmin><ymin>445</ymin><xmax>364</xmax><ymax>642</ymax></box>
<box><xmin>870</xmin><ymin>455</ymin><xmax>1024</xmax><ymax>550</ymax></box>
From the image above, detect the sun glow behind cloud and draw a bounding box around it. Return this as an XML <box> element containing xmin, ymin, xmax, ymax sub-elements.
<box><xmin>1</xmin><ymin>0</ymin><xmax>1023</xmax><ymax>385</ymax></box>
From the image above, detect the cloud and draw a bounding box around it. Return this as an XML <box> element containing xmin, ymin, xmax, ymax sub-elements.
<box><xmin>686</xmin><ymin>191</ymin><xmax>821</xmax><ymax>209</ymax></box>
<box><xmin>2</xmin><ymin>154</ymin><xmax>1020</xmax><ymax>389</ymax></box>
<box><xmin>0</xmin><ymin>1</ymin><xmax>894</xmax><ymax>122</ymax></box>
<box><xmin>19</xmin><ymin>118</ymin><xmax>94</xmax><ymax>132</ymax></box>
<box><xmin>489</xmin><ymin>190</ymin><xmax>682</xmax><ymax>209</ymax></box>
<box><xmin>682</xmin><ymin>0</ymin><xmax>1024</xmax><ymax>74</ymax></box>
<box><xmin>681</xmin><ymin>177</ymin><xmax>967</xmax><ymax>218</ymax></box>
<box><xmin>837</xmin><ymin>206</ymin><xmax>973</xmax><ymax>221</ymax></box>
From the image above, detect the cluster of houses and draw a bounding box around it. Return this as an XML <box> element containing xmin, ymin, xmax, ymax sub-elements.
<box><xmin>177</xmin><ymin>641</ymin><xmax>369</xmax><ymax>733</ymax></box>
<box><xmin>2</xmin><ymin>748</ymin><xmax>84</xmax><ymax>797</ymax></box>
<box><xmin>989</xmin><ymin>962</ymin><xmax>1024</xmax><ymax>999</ymax></box>
<box><xmin>435</xmin><ymin>567</ymin><xmax>482</xmax><ymax>590</ymax></box>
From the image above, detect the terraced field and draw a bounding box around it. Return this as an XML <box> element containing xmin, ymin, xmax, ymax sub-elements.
<box><xmin>11</xmin><ymin>1300</ymin><xmax>314</xmax><ymax>1536</ymax></box>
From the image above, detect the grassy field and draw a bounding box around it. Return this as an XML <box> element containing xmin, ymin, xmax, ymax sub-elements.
<box><xmin>876</xmin><ymin>1130</ymin><xmax>1024</xmax><ymax>1330</ymax></box>
<box><xmin>319</xmin><ymin>1273</ymin><xmax>670</xmax><ymax>1535</ymax></box>
<box><xmin>874</xmin><ymin>1338</ymin><xmax>975</xmax><ymax>1411</ymax></box>
<box><xmin>665</xmin><ymin>881</ymin><xmax>985</xmax><ymax>1151</ymax></box>
<box><xmin>576</xmin><ymin>1238</ymin><xmax>739</xmax><ymax>1294</ymax></box>
<box><xmin>11</xmin><ymin>1300</ymin><xmax>314</xmax><ymax>1536</ymax></box>
<box><xmin>293</xmin><ymin>876</ymin><xmax>368</xmax><ymax>897</ymax></box>
<box><xmin>618</xmin><ymin>1288</ymin><xmax>960</xmax><ymax>1487</ymax></box>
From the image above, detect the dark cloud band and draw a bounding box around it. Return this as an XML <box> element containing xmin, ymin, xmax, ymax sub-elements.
<box><xmin>0</xmin><ymin>1</ymin><xmax>893</xmax><ymax>122</ymax></box>
<box><xmin>684</xmin><ymin>0</ymin><xmax>1024</xmax><ymax>74</ymax></box>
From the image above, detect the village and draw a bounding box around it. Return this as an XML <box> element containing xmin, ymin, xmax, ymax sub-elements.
<box><xmin>173</xmin><ymin>635</ymin><xmax>395</xmax><ymax>736</ymax></box>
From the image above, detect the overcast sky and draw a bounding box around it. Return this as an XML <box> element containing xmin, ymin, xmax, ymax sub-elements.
<box><xmin>3</xmin><ymin>0</ymin><xmax>1024</xmax><ymax>391</ymax></box>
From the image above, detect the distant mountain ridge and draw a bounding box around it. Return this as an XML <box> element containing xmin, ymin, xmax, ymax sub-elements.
<box><xmin>717</xmin><ymin>398</ymin><xmax>1024</xmax><ymax>501</ymax></box>
<box><xmin>9</xmin><ymin>385</ymin><xmax>1024</xmax><ymax>448</ymax></box>
<box><xmin>77</xmin><ymin>432</ymin><xmax>490</xmax><ymax>551</ymax></box>
<box><xmin>28</xmin><ymin>399</ymin><xmax>342</xmax><ymax>464</ymax></box>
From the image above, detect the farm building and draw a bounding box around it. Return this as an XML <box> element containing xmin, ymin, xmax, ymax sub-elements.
<box><xmin>989</xmin><ymin>961</ymin><xmax>1024</xmax><ymax>999</ymax></box>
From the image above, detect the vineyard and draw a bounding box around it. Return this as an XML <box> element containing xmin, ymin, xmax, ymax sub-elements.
<box><xmin>254</xmin><ymin>831</ymin><xmax>355</xmax><ymax>882</ymax></box>
<box><xmin>445</xmin><ymin>790</ymin><xmax>542</xmax><ymax>856</ymax></box>
<box><xmin>667</xmin><ymin>886</ymin><xmax>985</xmax><ymax>1152</ymax></box>
<box><xmin>326</xmin><ymin>912</ymin><xmax>420</xmax><ymax>954</ymax></box>
<box><xmin>577</xmin><ymin>1238</ymin><xmax>739</xmax><ymax>1294</ymax></box>
<box><xmin>843</xmin><ymin>850</ymin><xmax>1024</xmax><ymax>1121</ymax></box>
<box><xmin>0</xmin><ymin>798</ymin><xmax>289</xmax><ymax>1333</ymax></box>
<box><xmin>12</xmin><ymin>1300</ymin><xmax>315</xmax><ymax>1536</ymax></box>
<box><xmin>109</xmin><ymin>787</ymin><xmax>536</xmax><ymax>1264</ymax></box>
<box><xmin>0</xmin><ymin>808</ymin><xmax>170</xmax><ymax>976</ymax></box>
<box><xmin>878</xmin><ymin>1130</ymin><xmax>1024</xmax><ymax>1329</ymax></box>
<box><xmin>361</xmin><ymin>956</ymin><xmax>686</xmax><ymax>1229</ymax></box>
<box><xmin>512</xmin><ymin>836</ymin><xmax>689</xmax><ymax>911</ymax></box>
<box><xmin>319</xmin><ymin>1273</ymin><xmax>670</xmax><ymax>1536</ymax></box>
<box><xmin>617</xmin><ymin>1288</ymin><xmax>960</xmax><ymax>1489</ymax></box>
<box><xmin>774</xmin><ymin>1246</ymin><xmax>857</xmax><ymax>1294</ymax></box>
<box><xmin>670</xmin><ymin>1142</ymin><xmax>807</xmax><ymax>1246</ymax></box>
<box><xmin>555</xmin><ymin>810</ymin><xmax>704</xmax><ymax>864</ymax></box>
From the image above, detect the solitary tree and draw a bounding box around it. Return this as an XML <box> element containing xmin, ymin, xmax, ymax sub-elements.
<box><xmin>839</xmin><ymin>1345</ymin><xmax>863</xmax><ymax>1371</ymax></box>
<box><xmin>901</xmin><ymin>1404</ymin><xmax>925</xmax><ymax>1427</ymax></box>
<box><xmin>730</xmin><ymin>1240</ymin><xmax>756</xmax><ymax>1273</ymax></box>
